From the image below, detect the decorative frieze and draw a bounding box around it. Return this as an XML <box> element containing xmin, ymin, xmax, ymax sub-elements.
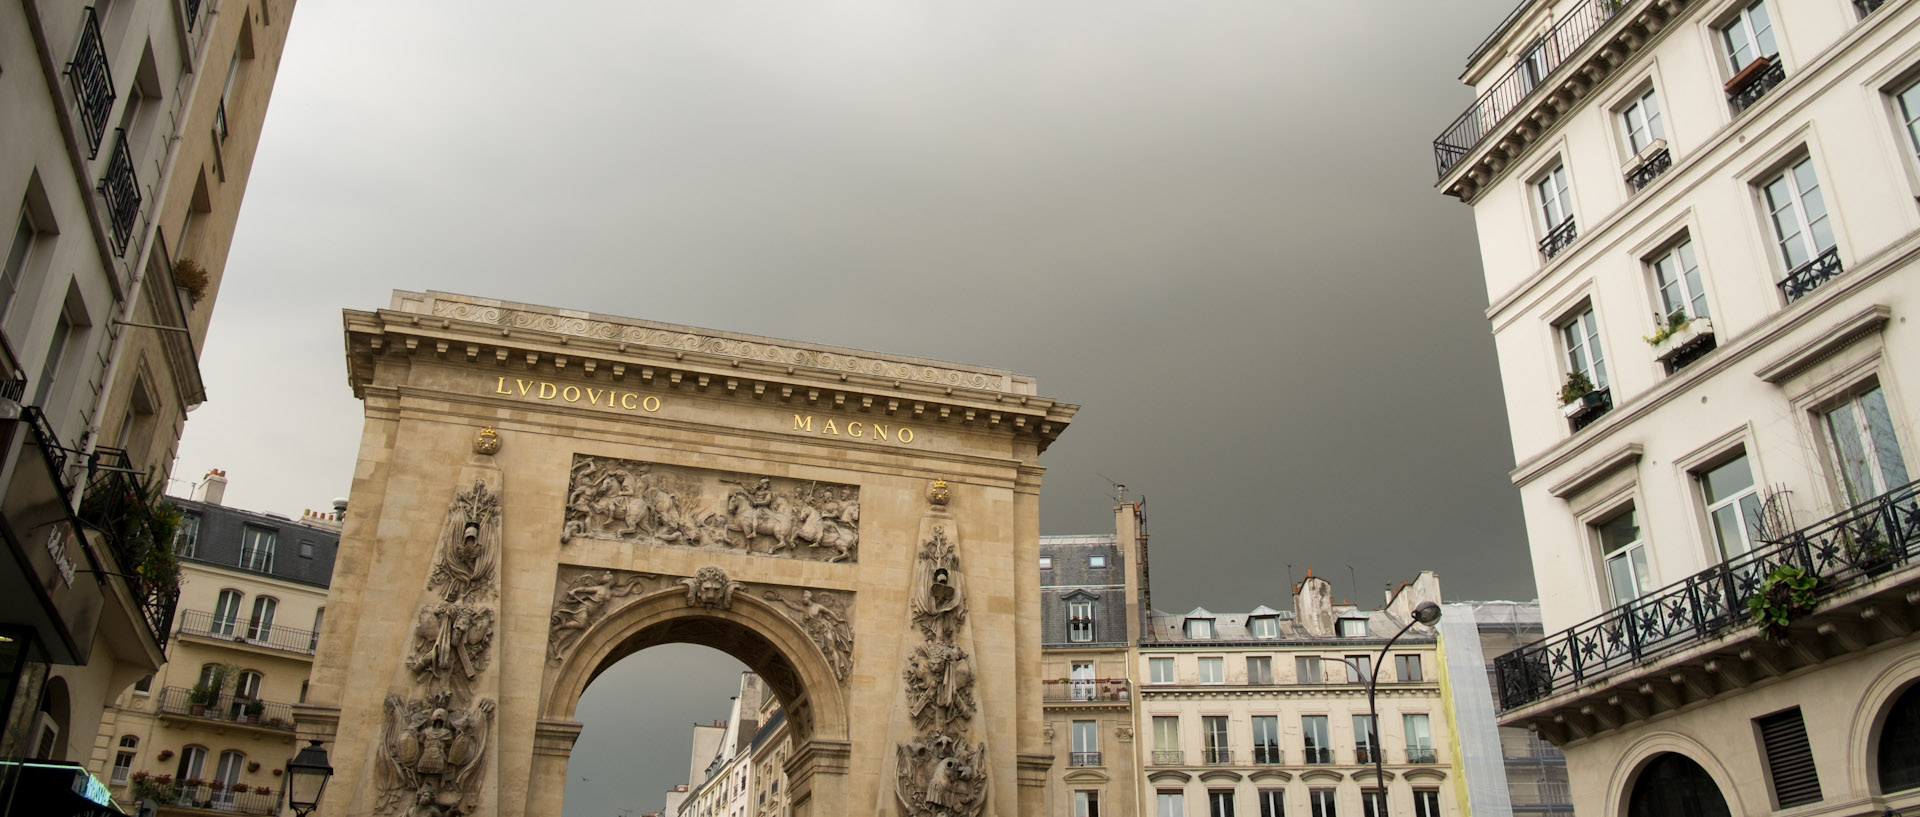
<box><xmin>562</xmin><ymin>455</ymin><xmax>859</xmax><ymax>563</ymax></box>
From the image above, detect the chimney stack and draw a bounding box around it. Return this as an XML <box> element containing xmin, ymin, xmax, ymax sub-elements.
<box><xmin>196</xmin><ymin>469</ymin><xmax>228</xmax><ymax>506</ymax></box>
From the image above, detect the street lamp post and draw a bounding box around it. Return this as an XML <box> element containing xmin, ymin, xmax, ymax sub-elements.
<box><xmin>284</xmin><ymin>740</ymin><xmax>334</xmax><ymax>817</ymax></box>
<box><xmin>1334</xmin><ymin>601</ymin><xmax>1443</xmax><ymax>817</ymax></box>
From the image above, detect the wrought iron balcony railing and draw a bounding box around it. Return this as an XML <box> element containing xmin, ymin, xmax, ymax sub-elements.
<box><xmin>185</xmin><ymin>0</ymin><xmax>203</xmax><ymax>31</ymax></box>
<box><xmin>1433</xmin><ymin>0</ymin><xmax>1626</xmax><ymax>179</ymax></box>
<box><xmin>169</xmin><ymin>783</ymin><xmax>282</xmax><ymax>815</ymax></box>
<box><xmin>1539</xmin><ymin>217</ymin><xmax>1578</xmax><ymax>261</ymax></box>
<box><xmin>98</xmin><ymin>129</ymin><xmax>141</xmax><ymax>257</ymax></box>
<box><xmin>1041</xmin><ymin>678</ymin><xmax>1130</xmax><ymax>702</ymax></box>
<box><xmin>76</xmin><ymin>456</ymin><xmax>179</xmax><ymax>651</ymax></box>
<box><xmin>1303</xmin><ymin>747</ymin><xmax>1333</xmax><ymax>765</ymax></box>
<box><xmin>155</xmin><ymin>686</ymin><xmax>296</xmax><ymax>731</ymax></box>
<box><xmin>1777</xmin><ymin>247</ymin><xmax>1844</xmax><ymax>303</ymax></box>
<box><xmin>1355</xmin><ymin>746</ymin><xmax>1375</xmax><ymax>764</ymax></box>
<box><xmin>1253</xmin><ymin>745</ymin><xmax>1284</xmax><ymax>765</ymax></box>
<box><xmin>65</xmin><ymin>6</ymin><xmax>115</xmax><ymax>157</ymax></box>
<box><xmin>1152</xmin><ymin>750</ymin><xmax>1185</xmax><ymax>766</ymax></box>
<box><xmin>1069</xmin><ymin>752</ymin><xmax>1101</xmax><ymax>767</ymax></box>
<box><xmin>1625</xmin><ymin>147</ymin><xmax>1672</xmax><ymax>192</ymax></box>
<box><xmin>1568</xmin><ymin>387</ymin><xmax>1613</xmax><ymax>433</ymax></box>
<box><xmin>1495</xmin><ymin>477</ymin><xmax>1920</xmax><ymax>710</ymax></box>
<box><xmin>1730</xmin><ymin>59</ymin><xmax>1787</xmax><ymax>113</ymax></box>
<box><xmin>1203</xmin><ymin>747</ymin><xmax>1234</xmax><ymax>765</ymax></box>
<box><xmin>1407</xmin><ymin>747</ymin><xmax>1439</xmax><ymax>764</ymax></box>
<box><xmin>176</xmin><ymin>609</ymin><xmax>318</xmax><ymax>655</ymax></box>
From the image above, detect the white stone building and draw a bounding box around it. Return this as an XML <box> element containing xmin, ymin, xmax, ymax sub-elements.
<box><xmin>1435</xmin><ymin>0</ymin><xmax>1920</xmax><ymax>815</ymax></box>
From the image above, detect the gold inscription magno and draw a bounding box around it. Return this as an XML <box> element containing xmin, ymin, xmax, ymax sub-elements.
<box><xmin>792</xmin><ymin>414</ymin><xmax>916</xmax><ymax>444</ymax></box>
<box><xmin>493</xmin><ymin>377</ymin><xmax>662</xmax><ymax>412</ymax></box>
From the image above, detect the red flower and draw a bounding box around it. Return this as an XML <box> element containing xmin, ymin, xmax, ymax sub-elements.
<box><xmin>155</xmin><ymin>774</ymin><xmax>174</xmax><ymax>784</ymax></box>
<box><xmin>157</xmin><ymin>749</ymin><xmax>174</xmax><ymax>761</ymax></box>
<box><xmin>131</xmin><ymin>770</ymin><xmax>150</xmax><ymax>781</ymax></box>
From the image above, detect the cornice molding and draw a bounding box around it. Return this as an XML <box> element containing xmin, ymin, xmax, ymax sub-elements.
<box><xmin>1755</xmin><ymin>304</ymin><xmax>1892</xmax><ymax>384</ymax></box>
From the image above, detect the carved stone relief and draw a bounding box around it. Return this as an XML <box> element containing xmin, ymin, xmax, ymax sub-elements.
<box><xmin>547</xmin><ymin>570</ymin><xmax>651</xmax><ymax>663</ymax></box>
<box><xmin>893</xmin><ymin>519</ymin><xmax>988</xmax><ymax>817</ymax></box>
<box><xmin>561</xmin><ymin>455</ymin><xmax>859</xmax><ymax>563</ymax></box>
<box><xmin>764</xmin><ymin>589</ymin><xmax>855</xmax><ymax>682</ymax></box>
<box><xmin>680</xmin><ymin>566</ymin><xmax>740</xmax><ymax>609</ymax></box>
<box><xmin>374</xmin><ymin>693</ymin><xmax>495</xmax><ymax>816</ymax></box>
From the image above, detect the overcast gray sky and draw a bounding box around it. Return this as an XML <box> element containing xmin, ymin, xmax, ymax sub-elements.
<box><xmin>172</xmin><ymin>1</ymin><xmax>1531</xmax><ymax>813</ymax></box>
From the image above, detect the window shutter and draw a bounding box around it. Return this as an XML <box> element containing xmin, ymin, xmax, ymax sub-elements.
<box><xmin>1758</xmin><ymin>708</ymin><xmax>1821</xmax><ymax>808</ymax></box>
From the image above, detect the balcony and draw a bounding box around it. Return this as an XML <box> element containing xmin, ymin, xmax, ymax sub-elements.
<box><xmin>1069</xmin><ymin>752</ymin><xmax>1101</xmax><ymax>767</ymax></box>
<box><xmin>1152</xmin><ymin>750</ymin><xmax>1185</xmax><ymax>766</ymax></box>
<box><xmin>154</xmin><ymin>686</ymin><xmax>296</xmax><ymax>732</ymax></box>
<box><xmin>1562</xmin><ymin>387</ymin><xmax>1613</xmax><ymax>433</ymax></box>
<box><xmin>1624</xmin><ymin>146</ymin><xmax>1672</xmax><ymax>193</ymax></box>
<box><xmin>1253</xmin><ymin>745</ymin><xmax>1284</xmax><ymax>765</ymax></box>
<box><xmin>1777</xmin><ymin>247</ymin><xmax>1844</xmax><ymax>303</ymax></box>
<box><xmin>98</xmin><ymin>129</ymin><xmax>141</xmax><ymax>257</ymax></box>
<box><xmin>64</xmin><ymin>6</ymin><xmax>115</xmax><ymax>157</ymax></box>
<box><xmin>1653</xmin><ymin>318</ymin><xmax>1718</xmax><ymax>376</ymax></box>
<box><xmin>1302</xmin><ymin>747</ymin><xmax>1333</xmax><ymax>765</ymax></box>
<box><xmin>176</xmin><ymin>609</ymin><xmax>318</xmax><ymax>656</ymax></box>
<box><xmin>1538</xmin><ymin>218</ymin><xmax>1578</xmax><ymax>261</ymax></box>
<box><xmin>162</xmin><ymin>783</ymin><xmax>283</xmax><ymax>815</ymax></box>
<box><xmin>1495</xmin><ymin>478</ymin><xmax>1920</xmax><ymax>736</ymax></box>
<box><xmin>1407</xmin><ymin>748</ymin><xmax>1439</xmax><ymax>764</ymax></box>
<box><xmin>1728</xmin><ymin>57</ymin><xmax>1787</xmax><ymax>113</ymax></box>
<box><xmin>75</xmin><ymin>451</ymin><xmax>179</xmax><ymax>652</ymax></box>
<box><xmin>1041</xmin><ymin>678</ymin><xmax>1130</xmax><ymax>704</ymax></box>
<box><xmin>1433</xmin><ymin>0</ymin><xmax>1627</xmax><ymax>180</ymax></box>
<box><xmin>1203</xmin><ymin>747</ymin><xmax>1234</xmax><ymax>765</ymax></box>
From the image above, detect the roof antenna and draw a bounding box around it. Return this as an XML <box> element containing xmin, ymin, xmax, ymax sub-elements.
<box><xmin>1347</xmin><ymin>564</ymin><xmax>1358</xmax><ymax>606</ymax></box>
<box><xmin>1096</xmin><ymin>472</ymin><xmax>1127</xmax><ymax>505</ymax></box>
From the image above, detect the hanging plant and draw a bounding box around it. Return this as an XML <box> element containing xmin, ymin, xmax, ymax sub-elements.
<box><xmin>271</xmin><ymin>768</ymin><xmax>282</xmax><ymax>777</ymax></box>
<box><xmin>1747</xmin><ymin>565</ymin><xmax>1818</xmax><ymax>641</ymax></box>
<box><xmin>157</xmin><ymin>749</ymin><xmax>175</xmax><ymax>761</ymax></box>
<box><xmin>171</xmin><ymin>257</ymin><xmax>211</xmax><ymax>304</ymax></box>
<box><xmin>246</xmin><ymin>761</ymin><xmax>261</xmax><ymax>773</ymax></box>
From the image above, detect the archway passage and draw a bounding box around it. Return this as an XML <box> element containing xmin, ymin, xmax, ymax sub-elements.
<box><xmin>563</xmin><ymin>644</ymin><xmax>750</xmax><ymax>817</ymax></box>
<box><xmin>1880</xmin><ymin>682</ymin><xmax>1920</xmax><ymax>793</ymax></box>
<box><xmin>1628</xmin><ymin>753</ymin><xmax>1731</xmax><ymax>817</ymax></box>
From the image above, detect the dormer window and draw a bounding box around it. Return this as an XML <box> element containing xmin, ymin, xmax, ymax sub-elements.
<box><xmin>1338</xmin><ymin>618</ymin><xmax>1370</xmax><ymax>637</ymax></box>
<box><xmin>1068</xmin><ymin>600</ymin><xmax>1095</xmax><ymax>643</ymax></box>
<box><xmin>1250</xmin><ymin>616</ymin><xmax>1279</xmax><ymax>639</ymax></box>
<box><xmin>1186</xmin><ymin>618</ymin><xmax>1213</xmax><ymax>639</ymax></box>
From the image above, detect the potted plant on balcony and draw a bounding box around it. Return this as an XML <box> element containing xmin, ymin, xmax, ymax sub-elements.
<box><xmin>1748</xmin><ymin>564</ymin><xmax>1818</xmax><ymax>641</ymax></box>
<box><xmin>1557</xmin><ymin>371</ymin><xmax>1602</xmax><ymax>418</ymax></box>
<box><xmin>1844</xmin><ymin>523</ymin><xmax>1897</xmax><ymax>575</ymax></box>
<box><xmin>208</xmin><ymin>779</ymin><xmax>226</xmax><ymax>793</ymax></box>
<box><xmin>1645</xmin><ymin>310</ymin><xmax>1714</xmax><ymax>365</ymax></box>
<box><xmin>187</xmin><ymin>683</ymin><xmax>213</xmax><ymax>716</ymax></box>
<box><xmin>243</xmin><ymin>699</ymin><xmax>264</xmax><ymax>724</ymax></box>
<box><xmin>255</xmin><ymin>784</ymin><xmax>272</xmax><ymax>795</ymax></box>
<box><xmin>170</xmin><ymin>257</ymin><xmax>210</xmax><ymax>306</ymax></box>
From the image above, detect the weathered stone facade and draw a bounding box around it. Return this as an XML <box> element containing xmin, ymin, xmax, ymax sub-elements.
<box><xmin>297</xmin><ymin>291</ymin><xmax>1076</xmax><ymax>817</ymax></box>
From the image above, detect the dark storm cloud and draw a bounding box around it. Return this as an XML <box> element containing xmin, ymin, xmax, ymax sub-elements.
<box><xmin>175</xmin><ymin>2</ymin><xmax>1532</xmax><ymax>812</ymax></box>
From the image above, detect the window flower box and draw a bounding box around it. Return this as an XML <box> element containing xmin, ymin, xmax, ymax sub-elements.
<box><xmin>1651</xmin><ymin>318</ymin><xmax>1714</xmax><ymax>365</ymax></box>
<box><xmin>1560</xmin><ymin>390</ymin><xmax>1607</xmax><ymax>418</ymax></box>
<box><xmin>1725</xmin><ymin>55</ymin><xmax>1774</xmax><ymax>96</ymax></box>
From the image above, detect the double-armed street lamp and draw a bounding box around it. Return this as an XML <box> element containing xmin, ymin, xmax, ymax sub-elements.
<box><xmin>284</xmin><ymin>740</ymin><xmax>334</xmax><ymax>817</ymax></box>
<box><xmin>1332</xmin><ymin>601</ymin><xmax>1443</xmax><ymax>817</ymax></box>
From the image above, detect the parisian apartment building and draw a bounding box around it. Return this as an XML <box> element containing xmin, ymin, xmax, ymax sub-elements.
<box><xmin>0</xmin><ymin>1</ymin><xmax>295</xmax><ymax>811</ymax></box>
<box><xmin>86</xmin><ymin>471</ymin><xmax>340</xmax><ymax>815</ymax></box>
<box><xmin>1432</xmin><ymin>0</ymin><xmax>1920</xmax><ymax>815</ymax></box>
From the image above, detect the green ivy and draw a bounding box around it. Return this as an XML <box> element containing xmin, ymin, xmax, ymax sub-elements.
<box><xmin>1558</xmin><ymin>371</ymin><xmax>1596</xmax><ymax>405</ymax></box>
<box><xmin>1747</xmin><ymin>565</ymin><xmax>1817</xmax><ymax>642</ymax></box>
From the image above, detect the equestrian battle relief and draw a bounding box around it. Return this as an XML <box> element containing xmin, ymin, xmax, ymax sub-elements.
<box><xmin>560</xmin><ymin>455</ymin><xmax>861</xmax><ymax>563</ymax></box>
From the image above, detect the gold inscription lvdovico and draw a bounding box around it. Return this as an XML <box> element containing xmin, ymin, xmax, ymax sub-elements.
<box><xmin>494</xmin><ymin>377</ymin><xmax>662</xmax><ymax>412</ymax></box>
<box><xmin>793</xmin><ymin>414</ymin><xmax>915</xmax><ymax>444</ymax></box>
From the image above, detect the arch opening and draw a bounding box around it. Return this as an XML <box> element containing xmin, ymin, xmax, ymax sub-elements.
<box><xmin>564</xmin><ymin>644</ymin><xmax>753</xmax><ymax>817</ymax></box>
<box><xmin>1878</xmin><ymin>681</ymin><xmax>1920</xmax><ymax>794</ymax></box>
<box><xmin>1627</xmin><ymin>752</ymin><xmax>1732</xmax><ymax>817</ymax></box>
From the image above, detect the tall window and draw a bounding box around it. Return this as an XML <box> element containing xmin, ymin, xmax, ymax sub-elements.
<box><xmin>1253</xmin><ymin>715</ymin><xmax>1281</xmax><ymax>763</ymax></box>
<box><xmin>216</xmin><ymin>50</ymin><xmax>241</xmax><ymax>141</ymax></box>
<box><xmin>111</xmin><ymin>736</ymin><xmax>136</xmax><ymax>784</ymax></box>
<box><xmin>1070</xmin><ymin>662</ymin><xmax>1095</xmax><ymax>701</ymax></box>
<box><xmin>1303</xmin><ymin>715</ymin><xmax>1331</xmax><ymax>764</ymax></box>
<box><xmin>1354</xmin><ymin>714</ymin><xmax>1377</xmax><ymax>763</ymax></box>
<box><xmin>1404</xmin><ymin>714</ymin><xmax>1435</xmax><ymax>763</ymax></box>
<box><xmin>1198</xmin><ymin>657</ymin><xmax>1224</xmax><ymax>684</ymax></box>
<box><xmin>176</xmin><ymin>745</ymin><xmax>206</xmax><ymax>781</ymax></box>
<box><xmin>1898</xmin><ymin>78</ymin><xmax>1920</xmax><ymax>168</ymax></box>
<box><xmin>1310</xmin><ymin>788</ymin><xmax>1338</xmax><ymax>817</ymax></box>
<box><xmin>211</xmin><ymin>589</ymin><xmax>243</xmax><ymax>636</ymax></box>
<box><xmin>2</xmin><ymin>207</ymin><xmax>38</xmax><ymax>326</ymax></box>
<box><xmin>1517</xmin><ymin>38</ymin><xmax>1547</xmax><ymax>94</ymax></box>
<box><xmin>176</xmin><ymin>512</ymin><xmax>201</xmax><ymax>558</ymax></box>
<box><xmin>1247</xmin><ymin>656</ymin><xmax>1273</xmax><ymax>685</ymax></box>
<box><xmin>1158</xmin><ymin>792</ymin><xmax>1186</xmax><ymax>817</ymax></box>
<box><xmin>1296</xmin><ymin>657</ymin><xmax>1324</xmax><ymax>684</ymax></box>
<box><xmin>1701</xmin><ymin>455</ymin><xmax>1765</xmax><ymax>560</ymax></box>
<box><xmin>1186</xmin><ymin>618</ymin><xmax>1213</xmax><ymax>639</ymax></box>
<box><xmin>1154</xmin><ymin>715</ymin><xmax>1181</xmax><ymax>764</ymax></box>
<box><xmin>1825</xmin><ymin>385</ymin><xmax>1910</xmax><ymax>504</ymax></box>
<box><xmin>1068</xmin><ymin>600</ymin><xmax>1095</xmax><ymax>643</ymax></box>
<box><xmin>1878</xmin><ymin>683</ymin><xmax>1920</xmax><ymax>792</ymax></box>
<box><xmin>1414</xmin><ymin>790</ymin><xmax>1443</xmax><ymax>817</ymax></box>
<box><xmin>1345</xmin><ymin>655</ymin><xmax>1370</xmax><ymax>684</ymax></box>
<box><xmin>31</xmin><ymin>311</ymin><xmax>71</xmax><ymax>408</ymax></box>
<box><xmin>1651</xmin><ymin>240</ymin><xmax>1709</xmax><ymax>322</ymax></box>
<box><xmin>1597</xmin><ymin>506</ymin><xmax>1651</xmax><ymax>606</ymax></box>
<box><xmin>1260</xmin><ymin>790</ymin><xmax>1286</xmax><ymax>817</ymax></box>
<box><xmin>1150</xmin><ymin>656</ymin><xmax>1175</xmax><ymax>684</ymax></box>
<box><xmin>213</xmin><ymin>750</ymin><xmax>244</xmax><ymax>806</ymax></box>
<box><xmin>310</xmin><ymin>607</ymin><xmax>325</xmax><ymax>652</ymax></box>
<box><xmin>246</xmin><ymin>596</ymin><xmax>277</xmax><ymax>641</ymax></box>
<box><xmin>1210</xmin><ymin>791</ymin><xmax>1237</xmax><ymax>817</ymax></box>
<box><xmin>1559</xmin><ymin>308</ymin><xmax>1607</xmax><ymax>390</ymax></box>
<box><xmin>1534</xmin><ymin>163</ymin><xmax>1574</xmax><ymax>235</ymax></box>
<box><xmin>234</xmin><ymin>670</ymin><xmax>262</xmax><ymax>700</ymax></box>
<box><xmin>1203</xmin><ymin>715</ymin><xmax>1231</xmax><ymax>763</ymax></box>
<box><xmin>240</xmin><ymin>527</ymin><xmax>276</xmax><ymax>572</ymax></box>
<box><xmin>1251</xmin><ymin>616</ymin><xmax>1279</xmax><ymax>638</ymax></box>
<box><xmin>1621</xmin><ymin>87</ymin><xmax>1666</xmax><ymax>154</ymax></box>
<box><xmin>1071</xmin><ymin>720</ymin><xmax>1099</xmax><ymax>766</ymax></box>
<box><xmin>1074</xmin><ymin>791</ymin><xmax>1101</xmax><ymax>817</ymax></box>
<box><xmin>1362</xmin><ymin>790</ymin><xmax>1386</xmax><ymax>817</ymax></box>
<box><xmin>1395</xmin><ymin>655</ymin><xmax>1424</xmax><ymax>682</ymax></box>
<box><xmin>1719</xmin><ymin>1</ymin><xmax>1778</xmax><ymax>73</ymax></box>
<box><xmin>1763</xmin><ymin>158</ymin><xmax>1834</xmax><ymax>273</ymax></box>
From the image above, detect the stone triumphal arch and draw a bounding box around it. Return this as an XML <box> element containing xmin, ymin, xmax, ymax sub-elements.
<box><xmin>296</xmin><ymin>291</ymin><xmax>1076</xmax><ymax>817</ymax></box>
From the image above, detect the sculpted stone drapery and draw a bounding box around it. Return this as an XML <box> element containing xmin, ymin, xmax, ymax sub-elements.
<box><xmin>909</xmin><ymin>526</ymin><xmax>967</xmax><ymax>642</ymax></box>
<box><xmin>765</xmin><ymin>589</ymin><xmax>855</xmax><ymax>682</ymax></box>
<box><xmin>432</xmin><ymin>480</ymin><xmax>500</xmax><ymax>603</ymax></box>
<box><xmin>894</xmin><ymin>508</ymin><xmax>987</xmax><ymax>817</ymax></box>
<box><xmin>561</xmin><ymin>455</ymin><xmax>859</xmax><ymax>562</ymax></box>
<box><xmin>406</xmin><ymin>602</ymin><xmax>495</xmax><ymax>702</ymax></box>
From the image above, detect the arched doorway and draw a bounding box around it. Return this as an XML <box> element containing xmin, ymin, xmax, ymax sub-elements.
<box><xmin>539</xmin><ymin>588</ymin><xmax>851</xmax><ymax>817</ymax></box>
<box><xmin>1878</xmin><ymin>682</ymin><xmax>1920</xmax><ymax>793</ymax></box>
<box><xmin>1627</xmin><ymin>753</ymin><xmax>1731</xmax><ymax>817</ymax></box>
